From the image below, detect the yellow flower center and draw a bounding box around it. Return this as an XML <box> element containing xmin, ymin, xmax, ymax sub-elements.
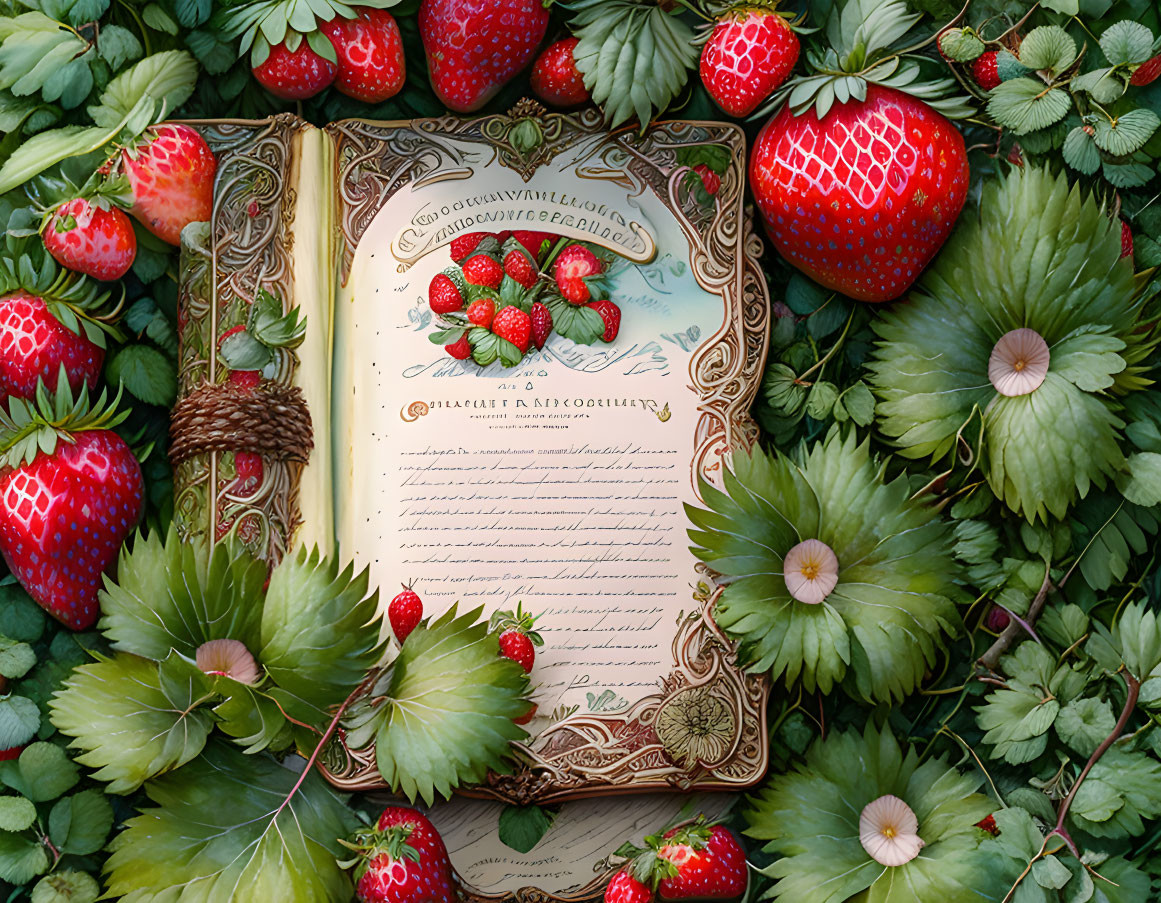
<box><xmin>800</xmin><ymin>560</ymin><xmax>820</xmax><ymax>580</ymax></box>
<box><xmin>881</xmin><ymin>826</ymin><xmax>897</xmax><ymax>839</ymax></box>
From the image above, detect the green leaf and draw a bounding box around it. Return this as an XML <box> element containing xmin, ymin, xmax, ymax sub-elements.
<box><xmin>1019</xmin><ymin>26</ymin><xmax>1078</xmax><ymax>73</ymax></box>
<box><xmin>0</xmin><ymin>13</ymin><xmax>89</xmax><ymax>100</ymax></box>
<box><xmin>806</xmin><ymin>381</ymin><xmax>838</xmax><ymax>420</ymax></box>
<box><xmin>987</xmin><ymin>79</ymin><xmax>1072</xmax><ymax>134</ymax></box>
<box><xmin>260</xmin><ymin>547</ymin><xmax>382</xmax><ymax>728</ymax></box>
<box><xmin>0</xmin><ymin>795</ymin><xmax>37</xmax><ymax>832</ymax></box>
<box><xmin>1092</xmin><ymin>109</ymin><xmax>1161</xmax><ymax>156</ymax></box>
<box><xmin>0</xmin><ymin>830</ymin><xmax>49</xmax><ymax>884</ymax></box>
<box><xmin>104</xmin><ymin>743</ymin><xmax>358</xmax><ymax>902</ymax></box>
<box><xmin>1055</xmin><ymin>696</ymin><xmax>1116</xmax><ymax>756</ymax></box>
<box><xmin>97</xmin><ymin>24</ymin><xmax>143</xmax><ymax>69</ymax></box>
<box><xmin>142</xmin><ymin>3</ymin><xmax>179</xmax><ymax>35</ymax></box>
<box><xmin>218</xmin><ymin>330</ymin><xmax>273</xmax><ymax>371</ymax></box>
<box><xmin>48</xmin><ymin>789</ymin><xmax>113</xmax><ymax>855</ymax></box>
<box><xmin>1062</xmin><ymin>126</ymin><xmax>1101</xmax><ymax>174</ymax></box>
<box><xmin>1102</xmin><ymin>159</ymin><xmax>1155</xmax><ymax>189</ymax></box>
<box><xmin>0</xmin><ymin>695</ymin><xmax>38</xmax><ymax>748</ymax></box>
<box><xmin>0</xmin><ymin>122</ymin><xmax>126</xmax><ymax>196</ymax></box>
<box><xmin>1071</xmin><ymin>67</ymin><xmax>1126</xmax><ymax>104</ymax></box>
<box><xmin>212</xmin><ymin>681</ymin><xmax>292</xmax><ymax>755</ymax></box>
<box><xmin>48</xmin><ymin>653</ymin><xmax>214</xmax><ymax>794</ymax></box>
<box><xmin>1118</xmin><ymin>452</ymin><xmax>1161</xmax><ymax>506</ymax></box>
<box><xmin>546</xmin><ymin>298</ymin><xmax>604</xmax><ymax>345</ymax></box>
<box><xmin>1100</xmin><ymin>21</ymin><xmax>1155</xmax><ymax>66</ymax></box>
<box><xmin>838</xmin><ymin>382</ymin><xmax>875</xmax><ymax>426</ymax></box>
<box><xmin>1032</xmin><ymin>855</ymin><xmax>1072</xmax><ymax>890</ymax></box>
<box><xmin>106</xmin><ymin>344</ymin><xmax>177</xmax><ymax>406</ymax></box>
<box><xmin>1068</xmin><ymin>748</ymin><xmax>1161</xmax><ymax>837</ymax></box>
<box><xmin>939</xmin><ymin>27</ymin><xmax>985</xmax><ymax>63</ymax></box>
<box><xmin>0</xmin><ymin>742</ymin><xmax>79</xmax><ymax>802</ymax></box>
<box><xmin>0</xmin><ymin>588</ymin><xmax>46</xmax><ymax>644</ymax></box>
<box><xmin>498</xmin><ymin>805</ymin><xmax>554</xmax><ymax>854</ymax></box>
<box><xmin>0</xmin><ymin>635</ymin><xmax>35</xmax><ymax>679</ymax></box>
<box><xmin>30</xmin><ymin>870</ymin><xmax>100</xmax><ymax>903</ymax></box>
<box><xmin>368</xmin><ymin>606</ymin><xmax>530</xmax><ymax>804</ymax></box>
<box><xmin>87</xmin><ymin>50</ymin><xmax>197</xmax><ymax>129</ymax></box>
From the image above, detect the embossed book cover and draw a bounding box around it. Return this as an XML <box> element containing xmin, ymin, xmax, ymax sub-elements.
<box><xmin>171</xmin><ymin>104</ymin><xmax>771</xmax><ymax>900</ymax></box>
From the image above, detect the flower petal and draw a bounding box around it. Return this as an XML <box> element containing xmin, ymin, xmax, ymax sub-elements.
<box><xmin>783</xmin><ymin>539</ymin><xmax>840</xmax><ymax>605</ymax></box>
<box><xmin>988</xmin><ymin>328</ymin><xmax>1050</xmax><ymax>397</ymax></box>
<box><xmin>196</xmin><ymin>639</ymin><xmax>262</xmax><ymax>686</ymax></box>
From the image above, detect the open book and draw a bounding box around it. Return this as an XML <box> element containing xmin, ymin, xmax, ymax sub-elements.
<box><xmin>172</xmin><ymin>105</ymin><xmax>771</xmax><ymax>899</ymax></box>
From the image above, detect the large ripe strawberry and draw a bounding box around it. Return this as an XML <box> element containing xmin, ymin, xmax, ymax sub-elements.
<box><xmin>656</xmin><ymin>824</ymin><xmax>748</xmax><ymax>900</ymax></box>
<box><xmin>531</xmin><ymin>38</ymin><xmax>590</xmax><ymax>107</ymax></box>
<box><xmin>348</xmin><ymin>806</ymin><xmax>455</xmax><ymax>903</ymax></box>
<box><xmin>606</xmin><ymin>871</ymin><xmax>653</xmax><ymax>903</ymax></box>
<box><xmin>0</xmin><ymin>389</ymin><xmax>143</xmax><ymax>630</ymax></box>
<box><xmin>462</xmin><ymin>253</ymin><xmax>504</xmax><ymax>290</ymax></box>
<box><xmin>429</xmin><ymin>269</ymin><xmax>466</xmax><ymax>314</ymax></box>
<box><xmin>115</xmin><ymin>124</ymin><xmax>217</xmax><ymax>246</ymax></box>
<box><xmin>321</xmin><ymin>8</ymin><xmax>406</xmax><ymax>102</ymax></box>
<box><xmin>0</xmin><ymin>292</ymin><xmax>103</xmax><ymax>412</ymax></box>
<box><xmin>418</xmin><ymin>0</ymin><xmax>550</xmax><ymax>112</ymax></box>
<box><xmin>253</xmin><ymin>38</ymin><xmax>337</xmax><ymax>99</ymax></box>
<box><xmin>450</xmin><ymin>232</ymin><xmax>498</xmax><ymax>262</ymax></box>
<box><xmin>587</xmin><ymin>299</ymin><xmax>620</xmax><ymax>342</ymax></box>
<box><xmin>530</xmin><ymin>301</ymin><xmax>553</xmax><ymax>350</ymax></box>
<box><xmin>42</xmin><ymin>198</ymin><xmax>136</xmax><ymax>282</ymax></box>
<box><xmin>466</xmin><ymin>297</ymin><xmax>496</xmax><ymax>328</ymax></box>
<box><xmin>751</xmin><ymin>84</ymin><xmax>969</xmax><ymax>302</ymax></box>
<box><xmin>700</xmin><ymin>8</ymin><xmax>799</xmax><ymax>117</ymax></box>
<box><xmin>502</xmin><ymin>242</ymin><xmax>539</xmax><ymax>288</ymax></box>
<box><xmin>491</xmin><ymin>306</ymin><xmax>531</xmax><ymax>355</ymax></box>
<box><xmin>552</xmin><ymin>244</ymin><xmax>604</xmax><ymax>304</ymax></box>
<box><xmin>511</xmin><ymin>230</ymin><xmax>559</xmax><ymax>261</ymax></box>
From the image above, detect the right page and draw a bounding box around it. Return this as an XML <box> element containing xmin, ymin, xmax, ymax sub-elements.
<box><xmin>326</xmin><ymin>107</ymin><xmax>770</xmax><ymax>807</ymax></box>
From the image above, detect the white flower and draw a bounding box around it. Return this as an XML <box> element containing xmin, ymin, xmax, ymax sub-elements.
<box><xmin>783</xmin><ymin>539</ymin><xmax>839</xmax><ymax>605</ymax></box>
<box><xmin>859</xmin><ymin>794</ymin><xmax>924</xmax><ymax>866</ymax></box>
<box><xmin>196</xmin><ymin>639</ymin><xmax>262</xmax><ymax>685</ymax></box>
<box><xmin>988</xmin><ymin>328</ymin><xmax>1050</xmax><ymax>397</ymax></box>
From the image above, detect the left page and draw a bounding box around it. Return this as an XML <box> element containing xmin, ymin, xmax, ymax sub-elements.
<box><xmin>172</xmin><ymin>115</ymin><xmax>334</xmax><ymax>561</ymax></box>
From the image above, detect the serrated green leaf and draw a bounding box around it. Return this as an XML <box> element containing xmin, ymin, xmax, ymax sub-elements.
<box><xmin>1100</xmin><ymin>21</ymin><xmax>1155</xmax><ymax>66</ymax></box>
<box><xmin>1055</xmin><ymin>696</ymin><xmax>1116</xmax><ymax>756</ymax></box>
<box><xmin>1117</xmin><ymin>452</ymin><xmax>1161</xmax><ymax>507</ymax></box>
<box><xmin>1102</xmin><ymin>159</ymin><xmax>1155</xmax><ymax>188</ymax></box>
<box><xmin>1032</xmin><ymin>855</ymin><xmax>1072</xmax><ymax>890</ymax></box>
<box><xmin>838</xmin><ymin>382</ymin><xmax>876</xmax><ymax>426</ymax></box>
<box><xmin>1072</xmin><ymin>67</ymin><xmax>1126</xmax><ymax>104</ymax></box>
<box><xmin>30</xmin><ymin>870</ymin><xmax>100</xmax><ymax>903</ymax></box>
<box><xmin>1063</xmin><ymin>126</ymin><xmax>1101</xmax><ymax>174</ymax></box>
<box><xmin>0</xmin><ymin>795</ymin><xmax>36</xmax><ymax>832</ymax></box>
<box><xmin>219</xmin><ymin>330</ymin><xmax>272</xmax><ymax>371</ymax></box>
<box><xmin>806</xmin><ymin>381</ymin><xmax>838</xmax><ymax>420</ymax></box>
<box><xmin>1069</xmin><ymin>748</ymin><xmax>1161</xmax><ymax>837</ymax></box>
<box><xmin>987</xmin><ymin>79</ymin><xmax>1072</xmax><ymax>135</ymax></box>
<box><xmin>1020</xmin><ymin>26</ymin><xmax>1077</xmax><ymax>73</ymax></box>
<box><xmin>142</xmin><ymin>3</ymin><xmax>178</xmax><ymax>34</ymax></box>
<box><xmin>0</xmin><ymin>742</ymin><xmax>79</xmax><ymax>802</ymax></box>
<box><xmin>104</xmin><ymin>743</ymin><xmax>357</xmax><ymax>902</ymax></box>
<box><xmin>0</xmin><ymin>636</ymin><xmax>35</xmax><ymax>679</ymax></box>
<box><xmin>369</xmin><ymin>605</ymin><xmax>530</xmax><ymax>804</ymax></box>
<box><xmin>87</xmin><ymin>50</ymin><xmax>197</xmax><ymax>129</ymax></box>
<box><xmin>106</xmin><ymin>344</ymin><xmax>177</xmax><ymax>406</ymax></box>
<box><xmin>1092</xmin><ymin>108</ymin><xmax>1161</xmax><ymax>155</ymax></box>
<box><xmin>0</xmin><ymin>829</ymin><xmax>49</xmax><ymax>883</ymax></box>
<box><xmin>0</xmin><ymin>13</ymin><xmax>89</xmax><ymax>101</ymax></box>
<box><xmin>48</xmin><ymin>789</ymin><xmax>113</xmax><ymax>855</ymax></box>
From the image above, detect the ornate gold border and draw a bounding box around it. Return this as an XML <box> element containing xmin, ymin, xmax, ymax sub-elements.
<box><xmin>320</xmin><ymin>106</ymin><xmax>772</xmax><ymax>818</ymax></box>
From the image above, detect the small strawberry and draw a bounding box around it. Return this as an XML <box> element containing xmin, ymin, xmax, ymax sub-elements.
<box><xmin>389</xmin><ymin>585</ymin><xmax>423</xmax><ymax>643</ymax></box>
<box><xmin>656</xmin><ymin>824</ymin><xmax>748</xmax><ymax>901</ymax></box>
<box><xmin>700</xmin><ymin>8</ymin><xmax>800</xmax><ymax>118</ymax></box>
<box><xmin>1121</xmin><ymin>220</ymin><xmax>1134</xmax><ymax>260</ymax></box>
<box><xmin>419</xmin><ymin>0</ymin><xmax>550</xmax><ymax>112</ymax></box>
<box><xmin>321</xmin><ymin>8</ymin><xmax>406</xmax><ymax>103</ymax></box>
<box><xmin>552</xmin><ymin>244</ymin><xmax>603</xmax><ymax>304</ymax></box>
<box><xmin>429</xmin><ymin>269</ymin><xmax>467</xmax><ymax>314</ymax></box>
<box><xmin>587</xmin><ymin>299</ymin><xmax>621</xmax><ymax>343</ymax></box>
<box><xmin>450</xmin><ymin>232</ymin><xmax>493</xmax><ymax>262</ymax></box>
<box><xmin>492</xmin><ymin>602</ymin><xmax>543</xmax><ymax>672</ymax></box>
<box><xmin>467</xmin><ymin>297</ymin><xmax>496</xmax><ymax>328</ymax></box>
<box><xmin>347</xmin><ymin>807</ymin><xmax>455</xmax><ymax>903</ymax></box>
<box><xmin>42</xmin><ymin>198</ymin><xmax>136</xmax><ymax>282</ymax></box>
<box><xmin>693</xmin><ymin>164</ymin><xmax>721</xmax><ymax>196</ymax></box>
<box><xmin>530</xmin><ymin>301</ymin><xmax>553</xmax><ymax>350</ymax></box>
<box><xmin>0</xmin><ymin>387</ymin><xmax>143</xmax><ymax>631</ymax></box>
<box><xmin>115</xmin><ymin>123</ymin><xmax>217</xmax><ymax>246</ymax></box>
<box><xmin>531</xmin><ymin>38</ymin><xmax>590</xmax><ymax>107</ymax></box>
<box><xmin>970</xmin><ymin>51</ymin><xmax>1001</xmax><ymax>91</ymax></box>
<box><xmin>606</xmin><ymin>870</ymin><xmax>653</xmax><ymax>903</ymax></box>
<box><xmin>1130</xmin><ymin>52</ymin><xmax>1161</xmax><ymax>86</ymax></box>
<box><xmin>445</xmin><ymin>333</ymin><xmax>472</xmax><ymax>359</ymax></box>
<box><xmin>252</xmin><ymin>38</ymin><xmax>337</xmax><ymax>100</ymax></box>
<box><xmin>491</xmin><ymin>306</ymin><xmax>532</xmax><ymax>355</ymax></box>
<box><xmin>976</xmin><ymin>814</ymin><xmax>1001</xmax><ymax>836</ymax></box>
<box><xmin>511</xmin><ymin>230</ymin><xmax>560</xmax><ymax>261</ymax></box>
<box><xmin>462</xmin><ymin>253</ymin><xmax>504</xmax><ymax>290</ymax></box>
<box><xmin>0</xmin><ymin>292</ymin><xmax>103</xmax><ymax>411</ymax></box>
<box><xmin>502</xmin><ymin>244</ymin><xmax>539</xmax><ymax>289</ymax></box>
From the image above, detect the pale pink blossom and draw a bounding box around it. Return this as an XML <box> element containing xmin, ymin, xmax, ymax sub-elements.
<box><xmin>859</xmin><ymin>794</ymin><xmax>924</xmax><ymax>866</ymax></box>
<box><xmin>783</xmin><ymin>539</ymin><xmax>839</xmax><ymax>605</ymax></box>
<box><xmin>988</xmin><ymin>328</ymin><xmax>1050</xmax><ymax>397</ymax></box>
<box><xmin>195</xmin><ymin>639</ymin><xmax>262</xmax><ymax>685</ymax></box>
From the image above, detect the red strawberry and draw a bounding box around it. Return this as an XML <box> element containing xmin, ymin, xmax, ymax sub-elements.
<box><xmin>1121</xmin><ymin>220</ymin><xmax>1134</xmax><ymax>259</ymax></box>
<box><xmin>491</xmin><ymin>306</ymin><xmax>531</xmax><ymax>355</ymax></box>
<box><xmin>450</xmin><ymin>232</ymin><xmax>491</xmax><ymax>262</ymax></box>
<box><xmin>552</xmin><ymin>244</ymin><xmax>603</xmax><ymax>304</ymax></box>
<box><xmin>502</xmin><ymin>246</ymin><xmax>539</xmax><ymax>288</ymax></box>
<box><xmin>1130</xmin><ymin>52</ymin><xmax>1161</xmax><ymax>86</ymax></box>
<box><xmin>976</xmin><ymin>814</ymin><xmax>1000</xmax><ymax>836</ymax></box>
<box><xmin>530</xmin><ymin>38</ymin><xmax>590</xmax><ymax>107</ymax></box>
<box><xmin>700</xmin><ymin>9</ymin><xmax>800</xmax><ymax>118</ymax></box>
<box><xmin>0</xmin><ymin>292</ymin><xmax>103</xmax><ymax>411</ymax></box>
<box><xmin>511</xmin><ymin>230</ymin><xmax>559</xmax><ymax>261</ymax></box>
<box><xmin>418</xmin><ymin>0</ymin><xmax>550</xmax><ymax>113</ymax></box>
<box><xmin>970</xmin><ymin>51</ymin><xmax>1001</xmax><ymax>91</ymax></box>
<box><xmin>388</xmin><ymin>585</ymin><xmax>423</xmax><ymax>643</ymax></box>
<box><xmin>750</xmin><ymin>84</ymin><xmax>969</xmax><ymax>302</ymax></box>
<box><xmin>657</xmin><ymin>825</ymin><xmax>748</xmax><ymax>900</ymax></box>
<box><xmin>252</xmin><ymin>39</ymin><xmax>337</xmax><ymax>99</ymax></box>
<box><xmin>466</xmin><ymin>297</ymin><xmax>496</xmax><ymax>328</ymax></box>
<box><xmin>499</xmin><ymin>628</ymin><xmax>536</xmax><ymax>672</ymax></box>
<box><xmin>0</xmin><ymin>429</ymin><xmax>144</xmax><ymax>630</ymax></box>
<box><xmin>118</xmin><ymin>124</ymin><xmax>217</xmax><ymax>246</ymax></box>
<box><xmin>429</xmin><ymin>270</ymin><xmax>466</xmax><ymax>314</ymax></box>
<box><xmin>606</xmin><ymin>870</ymin><xmax>653</xmax><ymax>903</ymax></box>
<box><xmin>462</xmin><ymin>254</ymin><xmax>504</xmax><ymax>289</ymax></box>
<box><xmin>42</xmin><ymin>199</ymin><xmax>136</xmax><ymax>282</ymax></box>
<box><xmin>0</xmin><ymin>743</ymin><xmax>26</xmax><ymax>762</ymax></box>
<box><xmin>321</xmin><ymin>8</ymin><xmax>406</xmax><ymax>103</ymax></box>
<box><xmin>530</xmin><ymin>301</ymin><xmax>553</xmax><ymax>350</ymax></box>
<box><xmin>351</xmin><ymin>807</ymin><xmax>455</xmax><ymax>903</ymax></box>
<box><xmin>693</xmin><ymin>164</ymin><xmax>721</xmax><ymax>196</ymax></box>
<box><xmin>445</xmin><ymin>333</ymin><xmax>472</xmax><ymax>359</ymax></box>
<box><xmin>587</xmin><ymin>299</ymin><xmax>621</xmax><ymax>343</ymax></box>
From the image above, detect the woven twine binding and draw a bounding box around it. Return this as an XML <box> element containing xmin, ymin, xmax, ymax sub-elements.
<box><xmin>169</xmin><ymin>381</ymin><xmax>314</xmax><ymax>464</ymax></box>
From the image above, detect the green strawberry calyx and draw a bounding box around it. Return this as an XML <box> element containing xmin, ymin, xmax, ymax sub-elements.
<box><xmin>490</xmin><ymin>601</ymin><xmax>544</xmax><ymax>647</ymax></box>
<box><xmin>0</xmin><ymin>378</ymin><xmax>129</xmax><ymax>470</ymax></box>
<box><xmin>616</xmin><ymin>817</ymin><xmax>717</xmax><ymax>888</ymax></box>
<box><xmin>219</xmin><ymin>288</ymin><xmax>307</xmax><ymax>372</ymax></box>
<box><xmin>0</xmin><ymin>253</ymin><xmax>126</xmax><ymax>348</ymax></box>
<box><xmin>753</xmin><ymin>0</ymin><xmax>974</xmax><ymax>121</ymax></box>
<box><xmin>338</xmin><ymin>823</ymin><xmax>421</xmax><ymax>879</ymax></box>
